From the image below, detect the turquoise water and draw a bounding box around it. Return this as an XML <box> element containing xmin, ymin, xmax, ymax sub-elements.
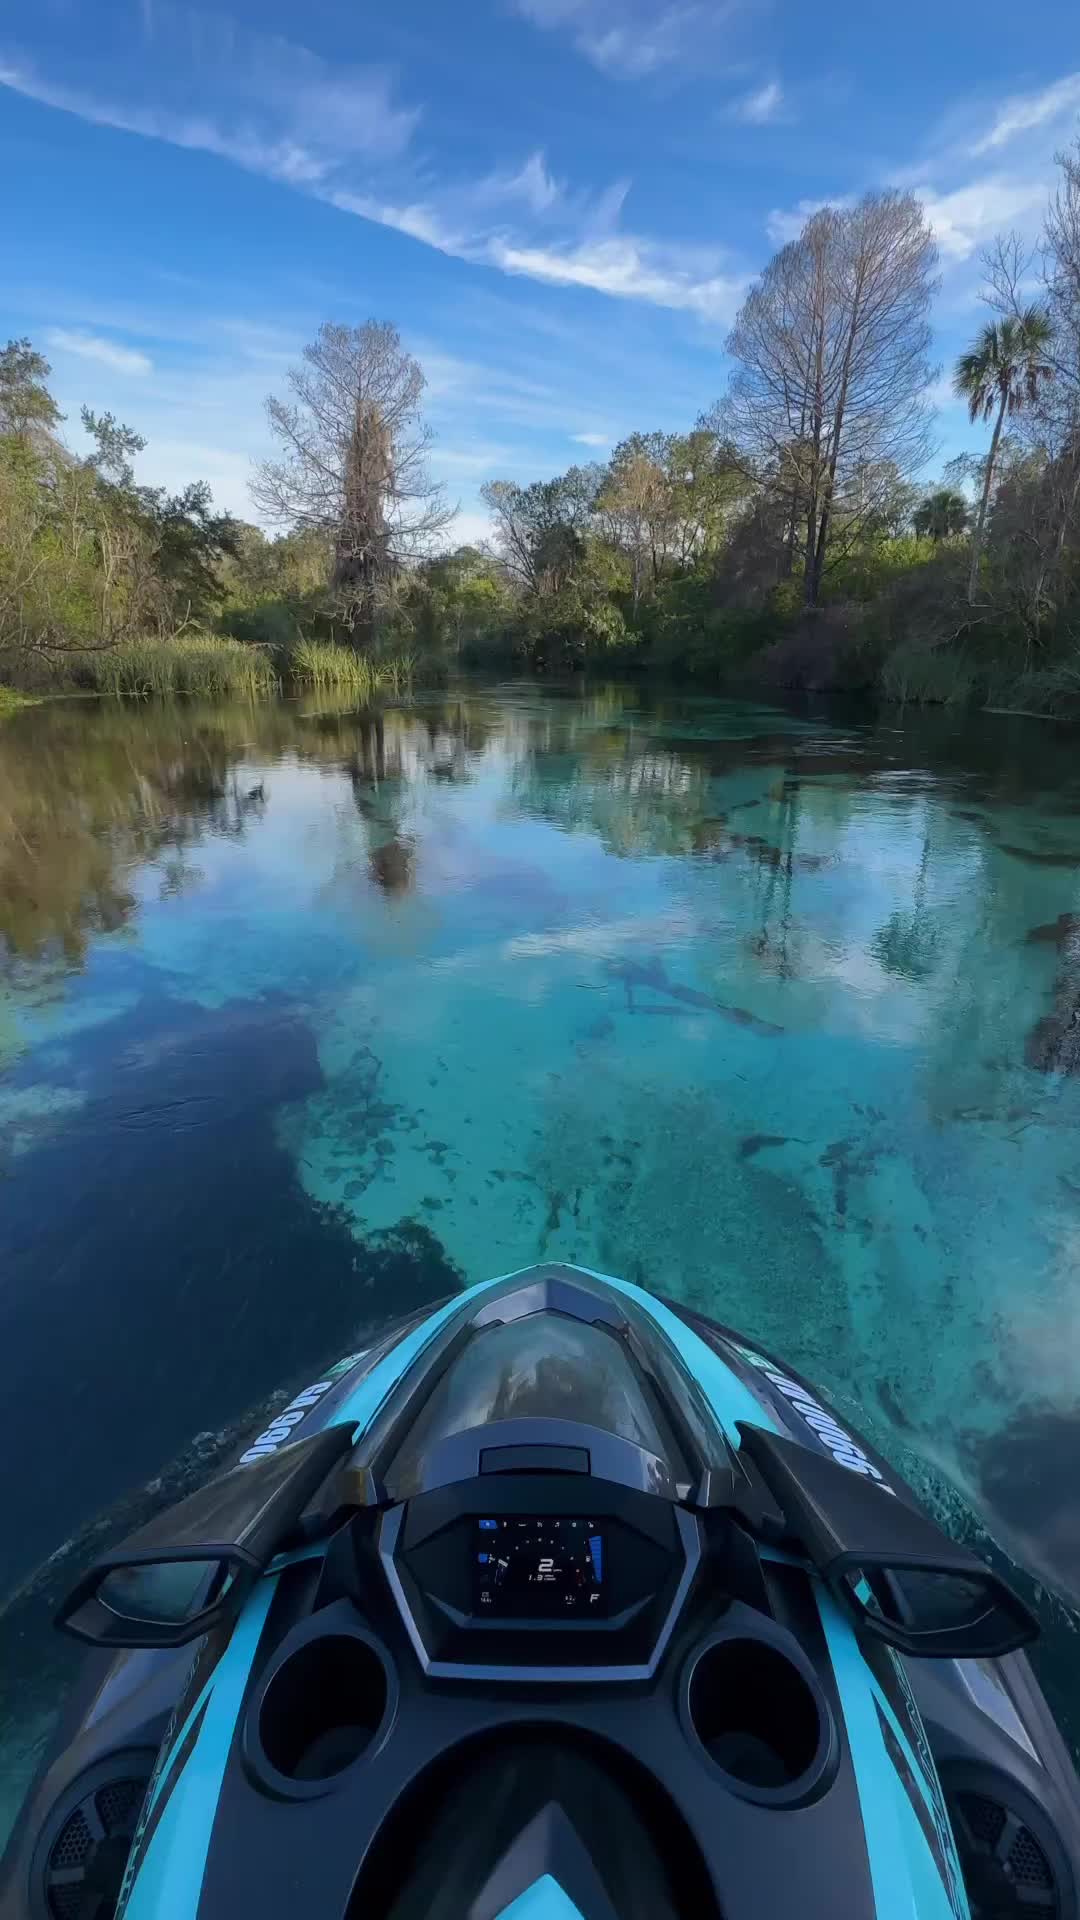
<box><xmin>2</xmin><ymin>680</ymin><xmax>1080</xmax><ymax>1817</ymax></box>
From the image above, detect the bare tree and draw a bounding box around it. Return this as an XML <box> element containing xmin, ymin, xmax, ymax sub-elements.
<box><xmin>481</xmin><ymin>467</ymin><xmax>601</xmax><ymax>595</ymax></box>
<box><xmin>721</xmin><ymin>194</ymin><xmax>938</xmax><ymax>607</ymax></box>
<box><xmin>252</xmin><ymin>322</ymin><xmax>452</xmax><ymax>644</ymax></box>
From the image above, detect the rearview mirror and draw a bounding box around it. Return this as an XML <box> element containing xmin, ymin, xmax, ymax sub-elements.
<box><xmin>836</xmin><ymin>1561</ymin><xmax>1037</xmax><ymax>1660</ymax></box>
<box><xmin>57</xmin><ymin>1423</ymin><xmax>355</xmax><ymax>1648</ymax></box>
<box><xmin>60</xmin><ymin>1551</ymin><xmax>249</xmax><ymax>1649</ymax></box>
<box><xmin>99</xmin><ymin>1557</ymin><xmax>235</xmax><ymax>1625</ymax></box>
<box><xmin>737</xmin><ymin>1423</ymin><xmax>1038</xmax><ymax>1660</ymax></box>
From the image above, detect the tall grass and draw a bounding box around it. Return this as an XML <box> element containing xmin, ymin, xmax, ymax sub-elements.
<box><xmin>289</xmin><ymin>640</ymin><xmax>416</xmax><ymax>697</ymax></box>
<box><xmin>879</xmin><ymin>642</ymin><xmax>978</xmax><ymax>707</ymax></box>
<box><xmin>74</xmin><ymin>636</ymin><xmax>278</xmax><ymax>699</ymax></box>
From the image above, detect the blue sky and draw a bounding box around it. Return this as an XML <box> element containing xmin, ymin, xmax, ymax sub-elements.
<box><xmin>3</xmin><ymin>0</ymin><xmax>1079</xmax><ymax>541</ymax></box>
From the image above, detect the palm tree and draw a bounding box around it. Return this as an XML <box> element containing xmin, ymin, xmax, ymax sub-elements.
<box><xmin>913</xmin><ymin>489</ymin><xmax>969</xmax><ymax>541</ymax></box>
<box><xmin>954</xmin><ymin>307</ymin><xmax>1054</xmax><ymax>603</ymax></box>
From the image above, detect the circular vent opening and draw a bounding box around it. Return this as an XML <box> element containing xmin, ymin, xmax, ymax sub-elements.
<box><xmin>949</xmin><ymin>1789</ymin><xmax>1059</xmax><ymax>1918</ymax></box>
<box><xmin>258</xmin><ymin>1634</ymin><xmax>389</xmax><ymax>1781</ymax></box>
<box><xmin>686</xmin><ymin>1637</ymin><xmax>825</xmax><ymax>1792</ymax></box>
<box><xmin>45</xmin><ymin>1775</ymin><xmax>148</xmax><ymax>1920</ymax></box>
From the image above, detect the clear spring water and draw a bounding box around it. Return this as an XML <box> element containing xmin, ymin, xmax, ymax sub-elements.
<box><xmin>2</xmin><ymin>679</ymin><xmax>1080</xmax><ymax>1827</ymax></box>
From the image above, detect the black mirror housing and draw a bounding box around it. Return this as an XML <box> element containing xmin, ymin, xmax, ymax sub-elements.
<box><xmin>57</xmin><ymin>1423</ymin><xmax>355</xmax><ymax>1649</ymax></box>
<box><xmin>737</xmin><ymin>1423</ymin><xmax>1038</xmax><ymax>1660</ymax></box>
<box><xmin>58</xmin><ymin>1547</ymin><xmax>257</xmax><ymax>1648</ymax></box>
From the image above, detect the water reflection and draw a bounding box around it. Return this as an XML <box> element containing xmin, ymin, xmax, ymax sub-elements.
<box><xmin>3</xmin><ymin>681</ymin><xmax>1080</xmax><ymax>1792</ymax></box>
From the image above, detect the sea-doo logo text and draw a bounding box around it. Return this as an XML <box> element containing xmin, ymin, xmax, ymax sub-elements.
<box><xmin>733</xmin><ymin>1345</ymin><xmax>896</xmax><ymax>1493</ymax></box>
<box><xmin>238</xmin><ymin>1350</ymin><xmax>366</xmax><ymax>1464</ymax></box>
<box><xmin>238</xmin><ymin>1383</ymin><xmax>333</xmax><ymax>1463</ymax></box>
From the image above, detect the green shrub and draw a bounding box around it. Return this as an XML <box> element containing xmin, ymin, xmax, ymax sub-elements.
<box><xmin>878</xmin><ymin>641</ymin><xmax>979</xmax><ymax>706</ymax></box>
<box><xmin>821</xmin><ymin>535</ymin><xmax>938</xmax><ymax>604</ymax></box>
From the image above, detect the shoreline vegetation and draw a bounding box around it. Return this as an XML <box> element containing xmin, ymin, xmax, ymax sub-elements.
<box><xmin>4</xmin><ymin>145</ymin><xmax>1080</xmax><ymax>716</ymax></box>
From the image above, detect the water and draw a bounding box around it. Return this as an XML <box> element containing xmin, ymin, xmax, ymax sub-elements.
<box><xmin>3</xmin><ymin>679</ymin><xmax>1080</xmax><ymax>1825</ymax></box>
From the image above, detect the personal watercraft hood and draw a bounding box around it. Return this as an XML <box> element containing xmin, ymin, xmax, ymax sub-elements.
<box><xmin>3</xmin><ymin>1264</ymin><xmax>1077</xmax><ymax>1920</ymax></box>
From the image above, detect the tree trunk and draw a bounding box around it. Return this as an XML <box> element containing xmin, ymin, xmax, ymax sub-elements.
<box><xmin>808</xmin><ymin>257</ymin><xmax>866</xmax><ymax>611</ymax></box>
<box><xmin>968</xmin><ymin>393</ymin><xmax>1008</xmax><ymax>605</ymax></box>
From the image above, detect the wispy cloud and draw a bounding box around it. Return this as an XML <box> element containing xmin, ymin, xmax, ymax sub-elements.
<box><xmin>918</xmin><ymin>174</ymin><xmax>1049</xmax><ymax>260</ymax></box>
<box><xmin>512</xmin><ymin>0</ymin><xmax>714</xmax><ymax>77</ymax></box>
<box><xmin>727</xmin><ymin>79</ymin><xmax>784</xmax><ymax>125</ymax></box>
<box><xmin>573</xmin><ymin>430</ymin><xmax>609</xmax><ymax>445</ymax></box>
<box><xmin>0</xmin><ymin>20</ymin><xmax>745</xmax><ymax>324</ymax></box>
<box><xmin>0</xmin><ymin>2</ymin><xmax>419</xmax><ymax>191</ymax></box>
<box><xmin>46</xmin><ymin>328</ymin><xmax>153</xmax><ymax>375</ymax></box>
<box><xmin>488</xmin><ymin>235</ymin><xmax>746</xmax><ymax>319</ymax></box>
<box><xmin>970</xmin><ymin>72</ymin><xmax>1080</xmax><ymax>157</ymax></box>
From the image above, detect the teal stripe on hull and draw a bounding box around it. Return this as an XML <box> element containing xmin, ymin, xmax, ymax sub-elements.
<box><xmin>817</xmin><ymin>1587</ymin><xmax>968</xmax><ymax>1920</ymax></box>
<box><xmin>124</xmin><ymin>1580</ymin><xmax>275</xmax><ymax>1920</ymax></box>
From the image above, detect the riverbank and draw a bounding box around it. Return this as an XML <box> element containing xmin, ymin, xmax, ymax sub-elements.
<box><xmin>0</xmin><ymin>636</ymin><xmax>418</xmax><ymax>702</ymax></box>
<box><xmin>0</xmin><ymin>687</ymin><xmax>39</xmax><ymax>715</ymax></box>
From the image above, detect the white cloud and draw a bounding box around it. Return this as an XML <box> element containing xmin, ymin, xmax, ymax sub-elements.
<box><xmin>970</xmin><ymin>72</ymin><xmax>1080</xmax><ymax>157</ymax></box>
<box><xmin>439</xmin><ymin>508</ymin><xmax>496</xmax><ymax>551</ymax></box>
<box><xmin>728</xmin><ymin>80</ymin><xmax>783</xmax><ymax>125</ymax></box>
<box><xmin>46</xmin><ymin>328</ymin><xmax>153</xmax><ymax>376</ymax></box>
<box><xmin>512</xmin><ymin>0</ymin><xmax>707</xmax><ymax>77</ymax></box>
<box><xmin>765</xmin><ymin>195</ymin><xmax>851</xmax><ymax>246</ymax></box>
<box><xmin>766</xmin><ymin>169</ymin><xmax>1048</xmax><ymax>267</ymax></box>
<box><xmin>337</xmin><ymin>182</ymin><xmax>742</xmax><ymax>322</ymax></box>
<box><xmin>573</xmin><ymin>430</ymin><xmax>609</xmax><ymax>445</ymax></box>
<box><xmin>490</xmin><ymin>235</ymin><xmax>746</xmax><ymax>319</ymax></box>
<box><xmin>918</xmin><ymin>174</ymin><xmax>1048</xmax><ymax>260</ymax></box>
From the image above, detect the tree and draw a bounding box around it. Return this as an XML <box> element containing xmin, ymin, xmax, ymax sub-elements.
<box><xmin>721</xmin><ymin>193</ymin><xmax>938</xmax><ymax>607</ymax></box>
<box><xmin>597</xmin><ymin>438</ymin><xmax>667</xmax><ymax>607</ymax></box>
<box><xmin>954</xmin><ymin>307</ymin><xmax>1054</xmax><ymax>602</ymax></box>
<box><xmin>481</xmin><ymin>466</ymin><xmax>601</xmax><ymax>594</ymax></box>
<box><xmin>914</xmin><ymin>490</ymin><xmax>969</xmax><ymax>540</ymax></box>
<box><xmin>0</xmin><ymin>338</ymin><xmax>62</xmax><ymax>442</ymax></box>
<box><xmin>252</xmin><ymin>322</ymin><xmax>451</xmax><ymax>644</ymax></box>
<box><xmin>595</xmin><ymin>429</ymin><xmax>745</xmax><ymax>601</ymax></box>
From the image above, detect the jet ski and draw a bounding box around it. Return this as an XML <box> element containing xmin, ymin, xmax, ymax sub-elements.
<box><xmin>3</xmin><ymin>1263</ymin><xmax>1078</xmax><ymax>1920</ymax></box>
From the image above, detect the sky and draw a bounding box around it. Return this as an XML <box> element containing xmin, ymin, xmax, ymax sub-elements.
<box><xmin>3</xmin><ymin>0</ymin><xmax>1080</xmax><ymax>544</ymax></box>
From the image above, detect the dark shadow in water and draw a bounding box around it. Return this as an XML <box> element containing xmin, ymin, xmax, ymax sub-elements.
<box><xmin>369</xmin><ymin>837</ymin><xmax>416</xmax><ymax>895</ymax></box>
<box><xmin>606</xmin><ymin>956</ymin><xmax>784</xmax><ymax>1033</ymax></box>
<box><xmin>0</xmin><ymin>984</ymin><xmax>461</xmax><ymax>1598</ymax></box>
<box><xmin>1025</xmin><ymin>914</ymin><xmax>1080</xmax><ymax>947</ymax></box>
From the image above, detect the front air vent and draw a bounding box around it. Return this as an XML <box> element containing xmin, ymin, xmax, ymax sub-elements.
<box><xmin>44</xmin><ymin>1773</ymin><xmax>149</xmax><ymax>1920</ymax></box>
<box><xmin>948</xmin><ymin>1787</ymin><xmax>1062</xmax><ymax>1918</ymax></box>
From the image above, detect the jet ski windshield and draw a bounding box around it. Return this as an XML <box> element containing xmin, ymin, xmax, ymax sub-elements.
<box><xmin>383</xmin><ymin>1311</ymin><xmax>692</xmax><ymax>1499</ymax></box>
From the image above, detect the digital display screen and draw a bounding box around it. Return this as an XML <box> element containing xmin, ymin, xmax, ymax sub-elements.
<box><xmin>473</xmin><ymin>1517</ymin><xmax>606</xmax><ymax>1617</ymax></box>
